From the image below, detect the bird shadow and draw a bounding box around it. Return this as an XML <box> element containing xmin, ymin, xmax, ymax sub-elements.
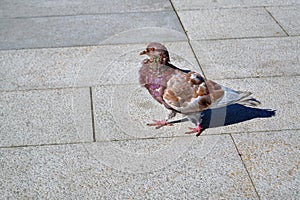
<box><xmin>200</xmin><ymin>104</ymin><xmax>276</xmax><ymax>129</ymax></box>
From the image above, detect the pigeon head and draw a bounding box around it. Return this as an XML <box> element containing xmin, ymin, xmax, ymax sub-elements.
<box><xmin>140</xmin><ymin>42</ymin><xmax>170</xmax><ymax>64</ymax></box>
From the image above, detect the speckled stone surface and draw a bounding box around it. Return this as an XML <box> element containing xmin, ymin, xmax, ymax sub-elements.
<box><xmin>0</xmin><ymin>11</ymin><xmax>185</xmax><ymax>50</ymax></box>
<box><xmin>203</xmin><ymin>76</ymin><xmax>300</xmax><ymax>134</ymax></box>
<box><xmin>92</xmin><ymin>84</ymin><xmax>193</xmax><ymax>141</ymax></box>
<box><xmin>0</xmin><ymin>42</ymin><xmax>198</xmax><ymax>91</ymax></box>
<box><xmin>266</xmin><ymin>5</ymin><xmax>300</xmax><ymax>36</ymax></box>
<box><xmin>0</xmin><ymin>0</ymin><xmax>299</xmax><ymax>198</ymax></box>
<box><xmin>0</xmin><ymin>47</ymin><xmax>89</xmax><ymax>91</ymax></box>
<box><xmin>0</xmin><ymin>88</ymin><xmax>92</xmax><ymax>147</ymax></box>
<box><xmin>191</xmin><ymin>36</ymin><xmax>300</xmax><ymax>79</ymax></box>
<box><xmin>233</xmin><ymin>130</ymin><xmax>300</xmax><ymax>199</ymax></box>
<box><xmin>171</xmin><ymin>0</ymin><xmax>298</xmax><ymax>10</ymax></box>
<box><xmin>0</xmin><ymin>135</ymin><xmax>258</xmax><ymax>199</ymax></box>
<box><xmin>0</xmin><ymin>0</ymin><xmax>172</xmax><ymax>18</ymax></box>
<box><xmin>178</xmin><ymin>8</ymin><xmax>286</xmax><ymax>40</ymax></box>
<box><xmin>172</xmin><ymin>0</ymin><xmax>245</xmax><ymax>10</ymax></box>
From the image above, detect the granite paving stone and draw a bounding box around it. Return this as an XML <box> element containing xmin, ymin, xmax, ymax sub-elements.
<box><xmin>92</xmin><ymin>84</ymin><xmax>192</xmax><ymax>141</ymax></box>
<box><xmin>172</xmin><ymin>0</ymin><xmax>245</xmax><ymax>10</ymax></box>
<box><xmin>178</xmin><ymin>8</ymin><xmax>286</xmax><ymax>40</ymax></box>
<box><xmin>191</xmin><ymin>36</ymin><xmax>300</xmax><ymax>79</ymax></box>
<box><xmin>203</xmin><ymin>76</ymin><xmax>300</xmax><ymax>135</ymax></box>
<box><xmin>0</xmin><ymin>42</ymin><xmax>198</xmax><ymax>91</ymax></box>
<box><xmin>171</xmin><ymin>0</ymin><xmax>299</xmax><ymax>10</ymax></box>
<box><xmin>0</xmin><ymin>87</ymin><xmax>92</xmax><ymax>147</ymax></box>
<box><xmin>0</xmin><ymin>0</ymin><xmax>299</xmax><ymax>198</ymax></box>
<box><xmin>0</xmin><ymin>0</ymin><xmax>172</xmax><ymax>18</ymax></box>
<box><xmin>266</xmin><ymin>5</ymin><xmax>300</xmax><ymax>36</ymax></box>
<box><xmin>0</xmin><ymin>46</ymin><xmax>89</xmax><ymax>91</ymax></box>
<box><xmin>0</xmin><ymin>134</ymin><xmax>258</xmax><ymax>199</ymax></box>
<box><xmin>233</xmin><ymin>130</ymin><xmax>300</xmax><ymax>199</ymax></box>
<box><xmin>245</xmin><ymin>0</ymin><xmax>299</xmax><ymax>7</ymax></box>
<box><xmin>0</xmin><ymin>11</ymin><xmax>185</xmax><ymax>50</ymax></box>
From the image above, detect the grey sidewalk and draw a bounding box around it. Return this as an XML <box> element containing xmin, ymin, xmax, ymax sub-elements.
<box><xmin>0</xmin><ymin>0</ymin><xmax>299</xmax><ymax>199</ymax></box>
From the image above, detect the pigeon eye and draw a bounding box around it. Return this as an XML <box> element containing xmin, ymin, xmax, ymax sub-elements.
<box><xmin>148</xmin><ymin>47</ymin><xmax>155</xmax><ymax>51</ymax></box>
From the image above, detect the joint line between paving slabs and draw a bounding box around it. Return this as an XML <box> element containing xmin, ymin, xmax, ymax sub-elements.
<box><xmin>230</xmin><ymin>134</ymin><xmax>261</xmax><ymax>199</ymax></box>
<box><xmin>169</xmin><ymin>0</ymin><xmax>207</xmax><ymax>78</ymax></box>
<box><xmin>89</xmin><ymin>87</ymin><xmax>96</xmax><ymax>142</ymax></box>
<box><xmin>264</xmin><ymin>7</ymin><xmax>289</xmax><ymax>36</ymax></box>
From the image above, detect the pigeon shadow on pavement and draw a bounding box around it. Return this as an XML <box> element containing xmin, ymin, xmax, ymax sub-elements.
<box><xmin>200</xmin><ymin>104</ymin><xmax>276</xmax><ymax>129</ymax></box>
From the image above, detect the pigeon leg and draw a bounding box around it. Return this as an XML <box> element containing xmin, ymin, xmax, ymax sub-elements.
<box><xmin>147</xmin><ymin>120</ymin><xmax>172</xmax><ymax>129</ymax></box>
<box><xmin>147</xmin><ymin>118</ymin><xmax>189</xmax><ymax>129</ymax></box>
<box><xmin>168</xmin><ymin>110</ymin><xmax>177</xmax><ymax>120</ymax></box>
<box><xmin>185</xmin><ymin>123</ymin><xmax>204</xmax><ymax>137</ymax></box>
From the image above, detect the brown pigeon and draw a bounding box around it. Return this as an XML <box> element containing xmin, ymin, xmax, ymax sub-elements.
<box><xmin>139</xmin><ymin>42</ymin><xmax>258</xmax><ymax>136</ymax></box>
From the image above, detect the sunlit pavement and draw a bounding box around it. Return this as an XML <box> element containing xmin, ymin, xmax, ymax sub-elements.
<box><xmin>0</xmin><ymin>1</ymin><xmax>299</xmax><ymax>199</ymax></box>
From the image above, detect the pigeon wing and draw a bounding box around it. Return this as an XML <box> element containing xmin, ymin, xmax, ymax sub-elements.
<box><xmin>162</xmin><ymin>71</ymin><xmax>225</xmax><ymax>113</ymax></box>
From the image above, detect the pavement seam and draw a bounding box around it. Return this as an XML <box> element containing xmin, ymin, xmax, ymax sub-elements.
<box><xmin>1</xmin><ymin>74</ymin><xmax>299</xmax><ymax>93</ymax></box>
<box><xmin>264</xmin><ymin>7</ymin><xmax>290</xmax><ymax>36</ymax></box>
<box><xmin>0</xmin><ymin>39</ymin><xmax>188</xmax><ymax>51</ymax></box>
<box><xmin>169</xmin><ymin>0</ymin><xmax>207</xmax><ymax>78</ymax></box>
<box><xmin>89</xmin><ymin>87</ymin><xmax>96</xmax><ymax>142</ymax></box>
<box><xmin>2</xmin><ymin>129</ymin><xmax>298</xmax><ymax>149</ymax></box>
<box><xmin>0</xmin><ymin>136</ymin><xmax>189</xmax><ymax>149</ymax></box>
<box><xmin>212</xmin><ymin>74</ymin><xmax>300</xmax><ymax>81</ymax></box>
<box><xmin>230</xmin><ymin>134</ymin><xmax>261</xmax><ymax>200</ymax></box>
<box><xmin>2</xmin><ymin>4</ymin><xmax>298</xmax><ymax>20</ymax></box>
<box><xmin>0</xmin><ymin>9</ymin><xmax>175</xmax><ymax>20</ymax></box>
<box><xmin>0</xmin><ymin>86</ymin><xmax>88</xmax><ymax>93</ymax></box>
<box><xmin>173</xmin><ymin>4</ymin><xmax>299</xmax><ymax>12</ymax></box>
<box><xmin>1</xmin><ymin>35</ymin><xmax>299</xmax><ymax>51</ymax></box>
<box><xmin>190</xmin><ymin>34</ymin><xmax>299</xmax><ymax>42</ymax></box>
<box><xmin>0</xmin><ymin>141</ymin><xmax>92</xmax><ymax>149</ymax></box>
<box><xmin>229</xmin><ymin>128</ymin><xmax>300</xmax><ymax>135</ymax></box>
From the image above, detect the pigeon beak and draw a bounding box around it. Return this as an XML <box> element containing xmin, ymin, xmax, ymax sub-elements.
<box><xmin>139</xmin><ymin>49</ymin><xmax>147</xmax><ymax>55</ymax></box>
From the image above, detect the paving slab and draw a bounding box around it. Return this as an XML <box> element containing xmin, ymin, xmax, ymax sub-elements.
<box><xmin>172</xmin><ymin>0</ymin><xmax>244</xmax><ymax>10</ymax></box>
<box><xmin>191</xmin><ymin>36</ymin><xmax>300</xmax><ymax>79</ymax></box>
<box><xmin>0</xmin><ymin>0</ymin><xmax>172</xmax><ymax>18</ymax></box>
<box><xmin>178</xmin><ymin>8</ymin><xmax>286</xmax><ymax>40</ymax></box>
<box><xmin>0</xmin><ymin>42</ymin><xmax>198</xmax><ymax>91</ymax></box>
<box><xmin>0</xmin><ymin>46</ymin><xmax>87</xmax><ymax>91</ymax></box>
<box><xmin>266</xmin><ymin>5</ymin><xmax>300</xmax><ymax>36</ymax></box>
<box><xmin>0</xmin><ymin>87</ymin><xmax>92</xmax><ymax>147</ymax></box>
<box><xmin>0</xmin><ymin>11</ymin><xmax>185</xmax><ymax>50</ymax></box>
<box><xmin>203</xmin><ymin>76</ymin><xmax>300</xmax><ymax>135</ymax></box>
<box><xmin>171</xmin><ymin>0</ymin><xmax>298</xmax><ymax>10</ymax></box>
<box><xmin>92</xmin><ymin>84</ymin><xmax>192</xmax><ymax>141</ymax></box>
<box><xmin>0</xmin><ymin>0</ymin><xmax>298</xmax><ymax>199</ymax></box>
<box><xmin>0</xmin><ymin>134</ymin><xmax>258</xmax><ymax>199</ymax></box>
<box><xmin>245</xmin><ymin>0</ymin><xmax>299</xmax><ymax>7</ymax></box>
<box><xmin>233</xmin><ymin>130</ymin><xmax>300</xmax><ymax>199</ymax></box>
<box><xmin>82</xmin><ymin>41</ymin><xmax>200</xmax><ymax>87</ymax></box>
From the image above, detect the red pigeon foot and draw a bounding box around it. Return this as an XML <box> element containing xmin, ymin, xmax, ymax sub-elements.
<box><xmin>147</xmin><ymin>120</ymin><xmax>173</xmax><ymax>129</ymax></box>
<box><xmin>185</xmin><ymin>123</ymin><xmax>204</xmax><ymax>137</ymax></box>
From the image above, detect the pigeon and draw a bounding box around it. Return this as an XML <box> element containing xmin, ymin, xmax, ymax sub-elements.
<box><xmin>139</xmin><ymin>42</ymin><xmax>259</xmax><ymax>136</ymax></box>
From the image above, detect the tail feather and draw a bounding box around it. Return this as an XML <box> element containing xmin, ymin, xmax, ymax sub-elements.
<box><xmin>211</xmin><ymin>86</ymin><xmax>259</xmax><ymax>108</ymax></box>
<box><xmin>238</xmin><ymin>97</ymin><xmax>261</xmax><ymax>107</ymax></box>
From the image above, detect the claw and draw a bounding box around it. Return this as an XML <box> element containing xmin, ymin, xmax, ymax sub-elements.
<box><xmin>147</xmin><ymin>120</ymin><xmax>172</xmax><ymax>129</ymax></box>
<box><xmin>185</xmin><ymin>123</ymin><xmax>204</xmax><ymax>136</ymax></box>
